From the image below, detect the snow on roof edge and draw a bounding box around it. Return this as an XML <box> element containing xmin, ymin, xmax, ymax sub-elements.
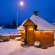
<box><xmin>17</xmin><ymin>15</ymin><xmax>55</xmax><ymax>31</ymax></box>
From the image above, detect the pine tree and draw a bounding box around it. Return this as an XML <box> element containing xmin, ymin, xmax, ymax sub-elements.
<box><xmin>12</xmin><ymin>18</ymin><xmax>17</xmax><ymax>28</ymax></box>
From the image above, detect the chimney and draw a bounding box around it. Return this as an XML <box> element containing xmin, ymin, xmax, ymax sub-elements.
<box><xmin>33</xmin><ymin>11</ymin><xmax>38</xmax><ymax>16</ymax></box>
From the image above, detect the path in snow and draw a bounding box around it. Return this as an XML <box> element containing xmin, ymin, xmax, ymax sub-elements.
<box><xmin>0</xmin><ymin>40</ymin><xmax>55</xmax><ymax>55</ymax></box>
<box><xmin>0</xmin><ymin>40</ymin><xmax>22</xmax><ymax>55</ymax></box>
<box><xmin>9</xmin><ymin>42</ymin><xmax>55</xmax><ymax>55</ymax></box>
<box><xmin>9</xmin><ymin>46</ymin><xmax>29</xmax><ymax>55</ymax></box>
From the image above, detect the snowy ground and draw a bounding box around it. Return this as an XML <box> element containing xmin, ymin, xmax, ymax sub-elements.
<box><xmin>0</xmin><ymin>40</ymin><xmax>22</xmax><ymax>55</ymax></box>
<box><xmin>9</xmin><ymin>42</ymin><xmax>55</xmax><ymax>55</ymax></box>
<box><xmin>0</xmin><ymin>40</ymin><xmax>55</xmax><ymax>55</ymax></box>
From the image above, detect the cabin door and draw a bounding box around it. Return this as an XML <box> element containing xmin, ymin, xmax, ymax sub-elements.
<box><xmin>26</xmin><ymin>26</ymin><xmax>34</xmax><ymax>45</ymax></box>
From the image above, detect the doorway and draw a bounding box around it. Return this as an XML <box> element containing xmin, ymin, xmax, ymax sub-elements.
<box><xmin>26</xmin><ymin>26</ymin><xmax>34</xmax><ymax>45</ymax></box>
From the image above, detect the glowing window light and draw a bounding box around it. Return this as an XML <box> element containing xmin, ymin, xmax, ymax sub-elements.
<box><xmin>28</xmin><ymin>27</ymin><xmax>33</xmax><ymax>30</ymax></box>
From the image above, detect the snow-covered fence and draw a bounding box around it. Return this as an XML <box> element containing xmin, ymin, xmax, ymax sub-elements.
<box><xmin>10</xmin><ymin>33</ymin><xmax>21</xmax><ymax>39</ymax></box>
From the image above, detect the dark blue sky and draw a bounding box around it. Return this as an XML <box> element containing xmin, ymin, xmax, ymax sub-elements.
<box><xmin>0</xmin><ymin>0</ymin><xmax>55</xmax><ymax>25</ymax></box>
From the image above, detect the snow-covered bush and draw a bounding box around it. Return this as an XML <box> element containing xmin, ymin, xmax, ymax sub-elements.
<box><xmin>21</xmin><ymin>39</ymin><xmax>25</xmax><ymax>42</ymax></box>
<box><xmin>21</xmin><ymin>42</ymin><xmax>25</xmax><ymax>45</ymax></box>
<box><xmin>0</xmin><ymin>39</ymin><xmax>3</xmax><ymax>42</ymax></box>
<box><xmin>34</xmin><ymin>41</ymin><xmax>40</xmax><ymax>47</ymax></box>
<box><xmin>15</xmin><ymin>37</ymin><xmax>21</xmax><ymax>41</ymax></box>
<box><xmin>21</xmin><ymin>39</ymin><xmax>25</xmax><ymax>46</ymax></box>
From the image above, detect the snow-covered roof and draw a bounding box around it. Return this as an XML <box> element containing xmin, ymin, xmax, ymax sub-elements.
<box><xmin>17</xmin><ymin>25</ymin><xmax>25</xmax><ymax>31</ymax></box>
<box><xmin>17</xmin><ymin>15</ymin><xmax>55</xmax><ymax>31</ymax></box>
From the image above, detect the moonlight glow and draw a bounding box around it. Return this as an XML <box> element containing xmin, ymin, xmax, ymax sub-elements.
<box><xmin>20</xmin><ymin>1</ymin><xmax>24</xmax><ymax>6</ymax></box>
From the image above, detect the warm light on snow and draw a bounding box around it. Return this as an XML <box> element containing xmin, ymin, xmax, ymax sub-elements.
<box><xmin>20</xmin><ymin>1</ymin><xmax>24</xmax><ymax>6</ymax></box>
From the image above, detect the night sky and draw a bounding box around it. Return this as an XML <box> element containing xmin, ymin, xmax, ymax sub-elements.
<box><xmin>0</xmin><ymin>0</ymin><xmax>55</xmax><ymax>26</ymax></box>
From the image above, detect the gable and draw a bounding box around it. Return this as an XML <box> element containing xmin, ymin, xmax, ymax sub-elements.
<box><xmin>23</xmin><ymin>19</ymin><xmax>35</xmax><ymax>26</ymax></box>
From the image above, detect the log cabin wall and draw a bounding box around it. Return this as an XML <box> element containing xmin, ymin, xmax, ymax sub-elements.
<box><xmin>20</xmin><ymin>30</ymin><xmax>54</xmax><ymax>47</ymax></box>
<box><xmin>34</xmin><ymin>31</ymin><xmax>54</xmax><ymax>46</ymax></box>
<box><xmin>20</xmin><ymin>31</ymin><xmax>26</xmax><ymax>41</ymax></box>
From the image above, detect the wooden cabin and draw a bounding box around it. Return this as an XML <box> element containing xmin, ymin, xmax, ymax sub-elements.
<box><xmin>17</xmin><ymin>11</ymin><xmax>55</xmax><ymax>48</ymax></box>
<box><xmin>1</xmin><ymin>34</ymin><xmax>10</xmax><ymax>41</ymax></box>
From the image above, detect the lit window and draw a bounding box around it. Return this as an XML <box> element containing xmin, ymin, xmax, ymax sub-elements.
<box><xmin>28</xmin><ymin>27</ymin><xmax>33</xmax><ymax>30</ymax></box>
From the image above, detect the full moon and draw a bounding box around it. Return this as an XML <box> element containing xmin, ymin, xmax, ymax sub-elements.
<box><xmin>20</xmin><ymin>1</ymin><xmax>24</xmax><ymax>6</ymax></box>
